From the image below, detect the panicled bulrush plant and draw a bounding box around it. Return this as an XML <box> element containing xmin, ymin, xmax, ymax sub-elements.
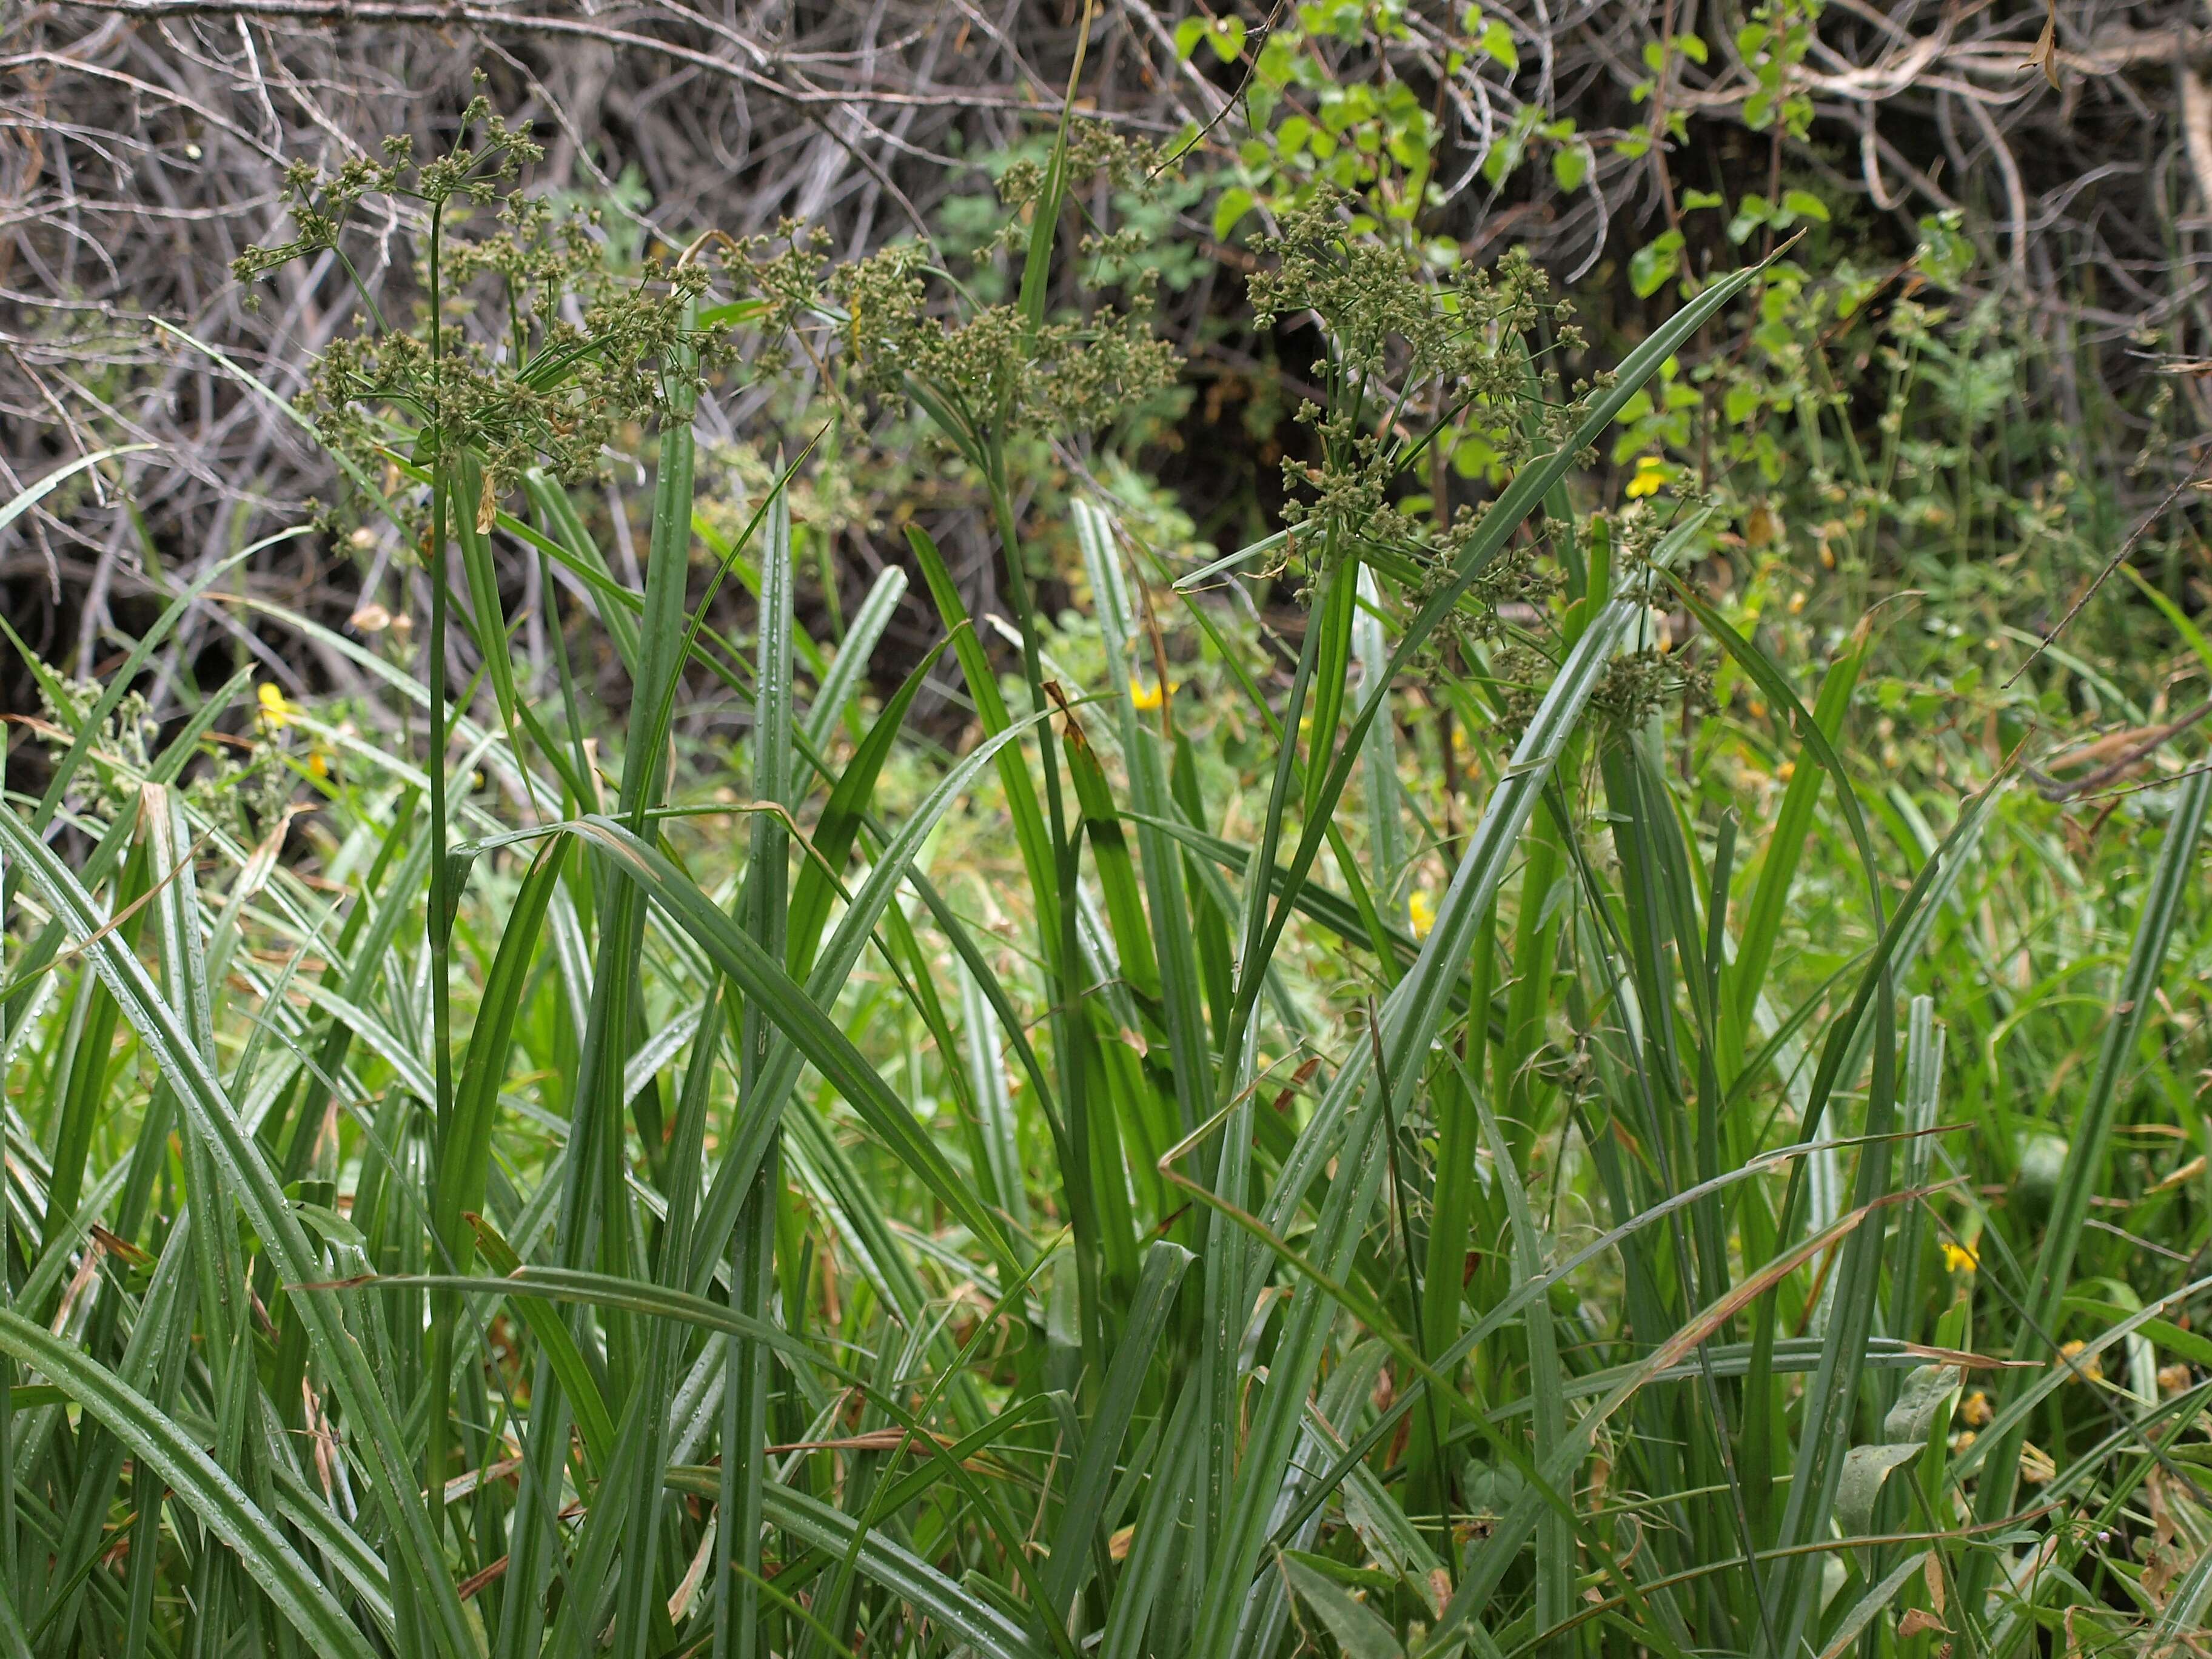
<box><xmin>26</xmin><ymin>36</ymin><xmax>2201</xmax><ymax>1659</ymax></box>
<box><xmin>836</xmin><ymin>118</ymin><xmax>1182</xmax><ymax>459</ymax></box>
<box><xmin>226</xmin><ymin>98</ymin><xmax>788</xmax><ymax>1570</ymax></box>
<box><xmin>235</xmin><ymin>79</ymin><xmax>731</xmax><ymax>515</ymax></box>
<box><xmin>840</xmin><ymin>239</ymin><xmax>1180</xmax><ymax>444</ymax></box>
<box><xmin>1241</xmin><ymin>192</ymin><xmax>1729</xmax><ymax>757</ymax></box>
<box><xmin>1248</xmin><ymin>192</ymin><xmax>1584</xmax><ymax>560</ymax></box>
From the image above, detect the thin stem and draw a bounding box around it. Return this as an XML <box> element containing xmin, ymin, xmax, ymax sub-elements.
<box><xmin>423</xmin><ymin>195</ymin><xmax>458</xmax><ymax>1540</ymax></box>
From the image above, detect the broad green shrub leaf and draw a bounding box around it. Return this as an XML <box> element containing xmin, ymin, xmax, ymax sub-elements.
<box><xmin>1214</xmin><ymin>186</ymin><xmax>1256</xmax><ymax>243</ymax></box>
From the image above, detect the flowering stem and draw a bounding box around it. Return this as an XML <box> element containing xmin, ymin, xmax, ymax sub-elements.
<box><xmin>423</xmin><ymin>195</ymin><xmax>457</xmax><ymax>1546</ymax></box>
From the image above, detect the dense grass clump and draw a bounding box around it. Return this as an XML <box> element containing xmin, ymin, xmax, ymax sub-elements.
<box><xmin>5</xmin><ymin>84</ymin><xmax>2212</xmax><ymax>1659</ymax></box>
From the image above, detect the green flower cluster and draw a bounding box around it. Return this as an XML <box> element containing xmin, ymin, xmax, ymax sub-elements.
<box><xmin>836</xmin><ymin>118</ymin><xmax>1182</xmax><ymax>454</ymax></box>
<box><xmin>234</xmin><ymin>81</ymin><xmax>731</xmax><ymax>518</ymax></box>
<box><xmin>837</xmin><ymin>247</ymin><xmax>1178</xmax><ymax>445</ymax></box>
<box><xmin>1251</xmin><ymin>194</ymin><xmax>1585</xmax><ymax>577</ymax></box>
<box><xmin>1591</xmin><ymin>645</ymin><xmax>1714</xmax><ymax>729</ymax></box>
<box><xmin>233</xmin><ymin>86</ymin><xmax>542</xmax><ymax>284</ymax></box>
<box><xmin>27</xmin><ymin>663</ymin><xmax>292</xmax><ymax>834</ymax></box>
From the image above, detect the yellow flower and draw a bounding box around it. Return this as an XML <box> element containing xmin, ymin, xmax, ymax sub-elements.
<box><xmin>1129</xmin><ymin>676</ymin><xmax>1175</xmax><ymax>712</ymax></box>
<box><xmin>256</xmin><ymin>682</ymin><xmax>297</xmax><ymax>730</ymax></box>
<box><xmin>2056</xmin><ymin>1339</ymin><xmax>2102</xmax><ymax>1384</ymax></box>
<box><xmin>1625</xmin><ymin>456</ymin><xmax>1669</xmax><ymax>500</ymax></box>
<box><xmin>1940</xmin><ymin>1239</ymin><xmax>1978</xmax><ymax>1273</ymax></box>
<box><xmin>1408</xmin><ymin>890</ymin><xmax>1436</xmax><ymax>940</ymax></box>
<box><xmin>1958</xmin><ymin>1389</ymin><xmax>1991</xmax><ymax>1427</ymax></box>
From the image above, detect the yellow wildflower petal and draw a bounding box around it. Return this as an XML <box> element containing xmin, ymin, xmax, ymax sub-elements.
<box><xmin>1939</xmin><ymin>1240</ymin><xmax>1977</xmax><ymax>1273</ymax></box>
<box><xmin>2056</xmin><ymin>1339</ymin><xmax>2102</xmax><ymax>1383</ymax></box>
<box><xmin>256</xmin><ymin>682</ymin><xmax>296</xmax><ymax>730</ymax></box>
<box><xmin>1626</xmin><ymin>457</ymin><xmax>1667</xmax><ymax>500</ymax></box>
<box><xmin>1407</xmin><ymin>890</ymin><xmax>1436</xmax><ymax>940</ymax></box>
<box><xmin>1129</xmin><ymin>676</ymin><xmax>1164</xmax><ymax>712</ymax></box>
